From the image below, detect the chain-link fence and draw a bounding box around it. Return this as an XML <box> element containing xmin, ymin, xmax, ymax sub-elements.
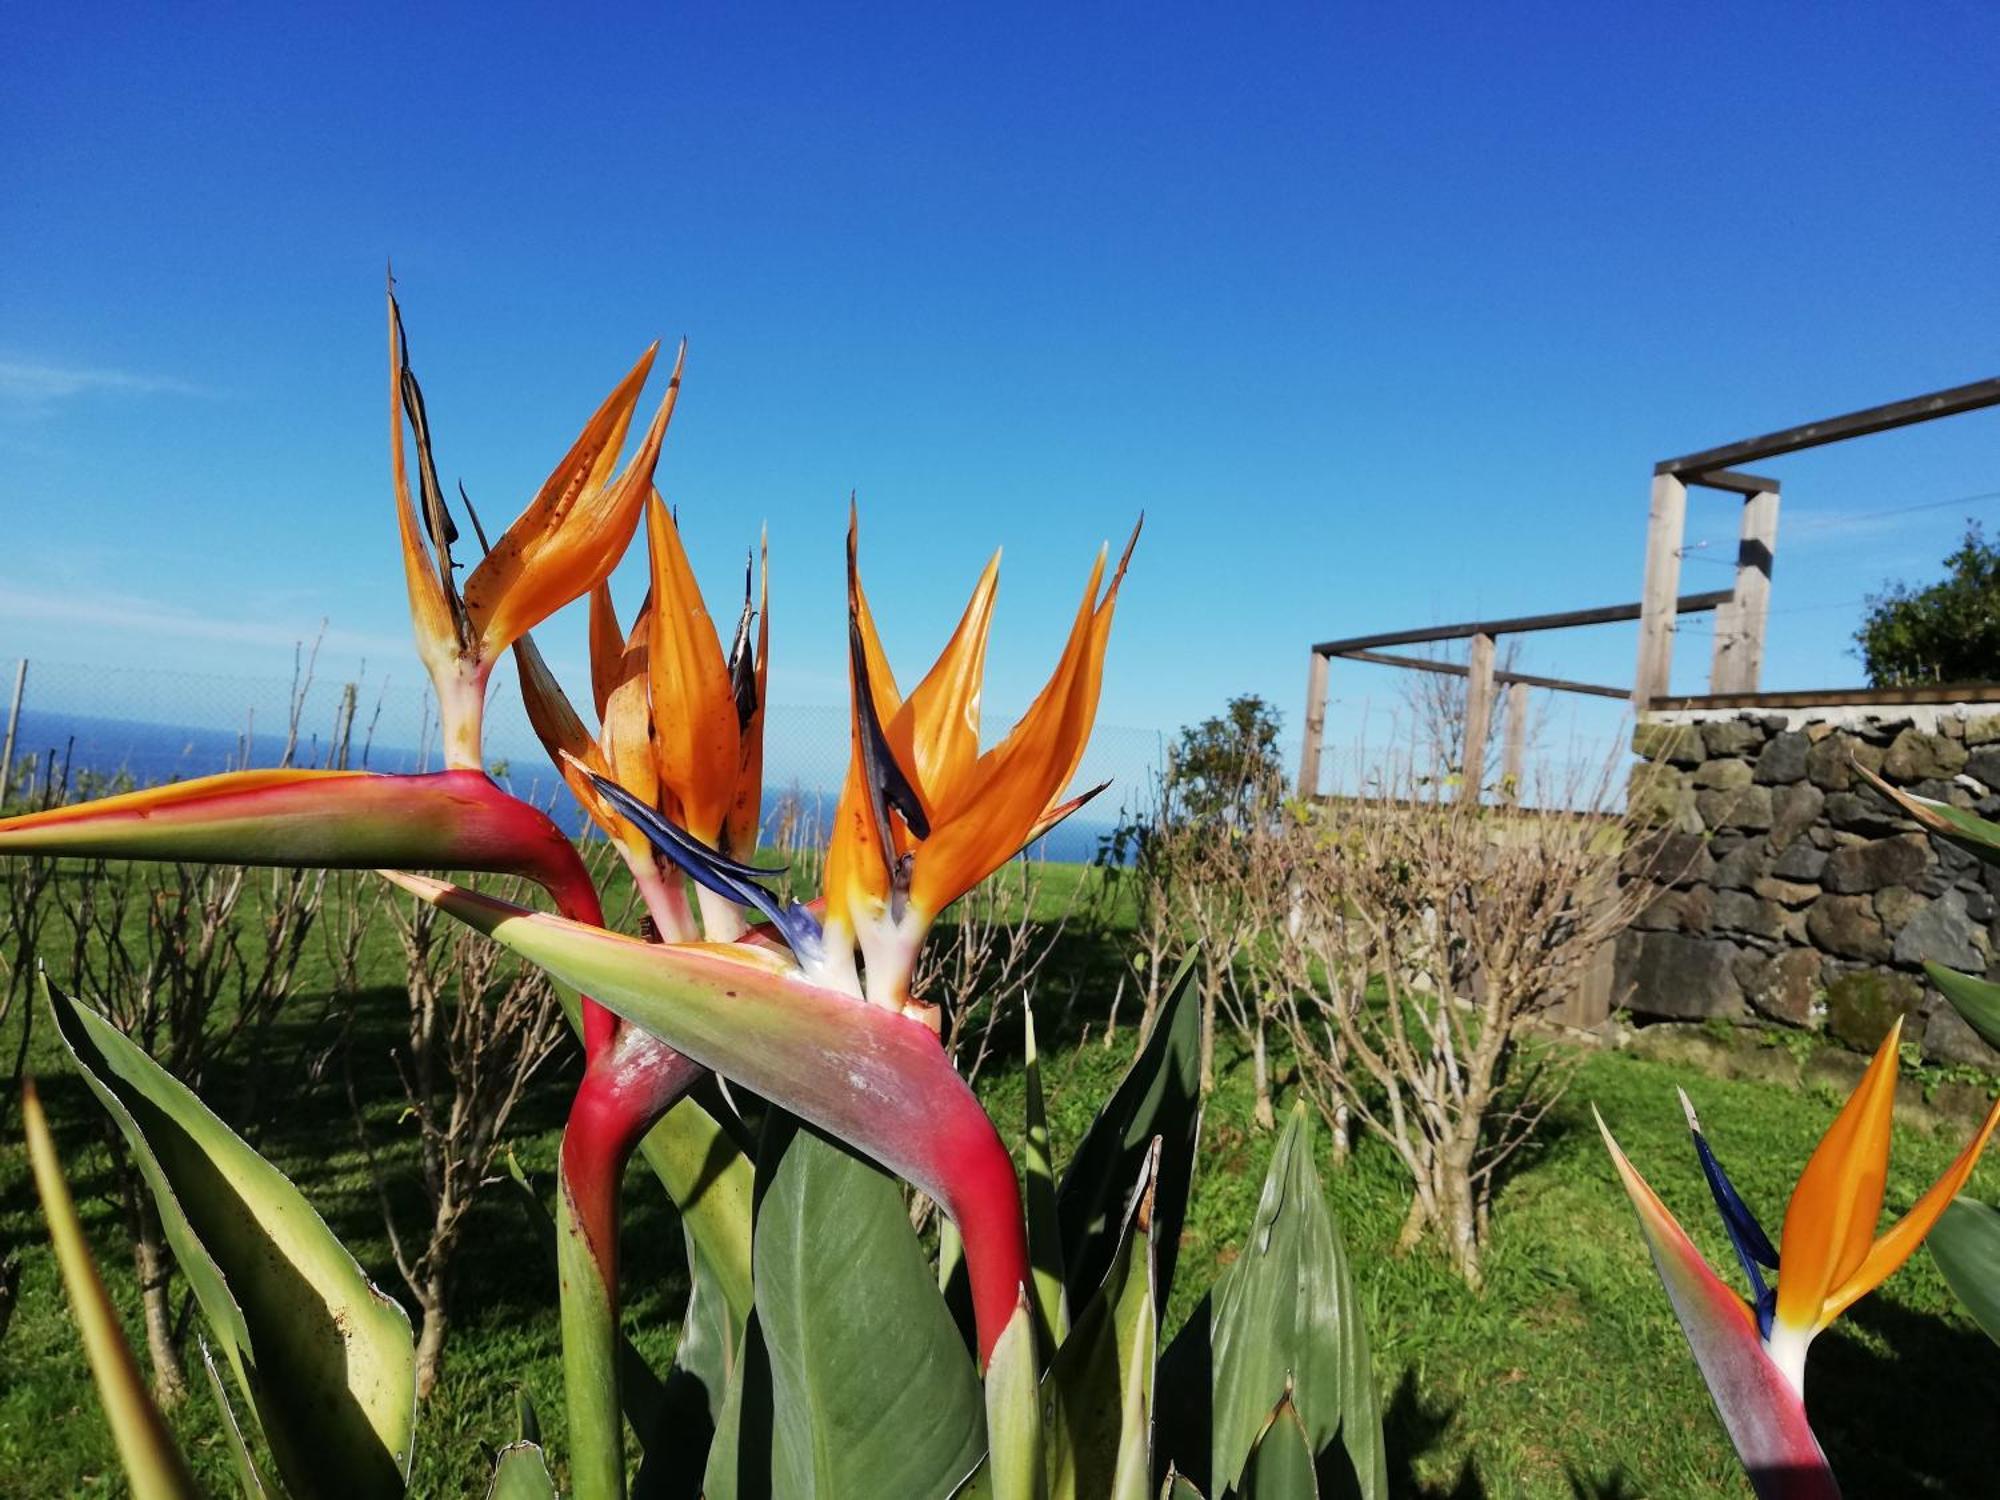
<box><xmin>1</xmin><ymin>656</ymin><xmax>1168</xmax><ymax>864</ymax></box>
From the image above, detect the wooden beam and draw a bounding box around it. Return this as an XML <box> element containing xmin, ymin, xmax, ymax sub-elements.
<box><xmin>1634</xmin><ymin>472</ymin><xmax>1689</xmax><ymax>711</ymax></box>
<box><xmin>1461</xmin><ymin>632</ymin><xmax>1495</xmax><ymax>805</ymax></box>
<box><xmin>1653</xmin><ymin>681</ymin><xmax>2000</xmax><ymax>711</ymax></box>
<box><xmin>1500</xmin><ymin>679</ymin><xmax>1529</xmax><ymax>807</ymax></box>
<box><xmin>1297</xmin><ymin>649</ymin><xmax>1329</xmax><ymax>799</ymax></box>
<box><xmin>1313</xmin><ymin>588</ymin><xmax>1731</xmax><ymax>656</ymax></box>
<box><xmin>1733</xmin><ymin>487</ymin><xmax>1779</xmax><ymax>693</ymax></box>
<box><xmin>1688</xmin><ymin>468</ymin><xmax>1782</xmax><ymax>497</ymax></box>
<box><xmin>1709</xmin><ymin>595</ymin><xmax>1741</xmax><ymax>694</ymax></box>
<box><xmin>1658</xmin><ymin>376</ymin><xmax>2000</xmax><ymax>477</ymax></box>
<box><xmin>1333</xmin><ymin>648</ymin><xmax>1629</xmax><ymax>700</ymax></box>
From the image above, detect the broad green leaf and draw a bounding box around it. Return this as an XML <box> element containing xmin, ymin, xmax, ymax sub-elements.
<box><xmin>1926</xmin><ymin>962</ymin><xmax>2000</xmax><ymax>1052</ymax></box>
<box><xmin>986</xmin><ymin>1295</ymin><xmax>1046</xmax><ymax>1500</ymax></box>
<box><xmin>198</xmin><ymin>1336</ymin><xmax>271</xmax><ymax>1498</ymax></box>
<box><xmin>22</xmin><ymin>1077</ymin><xmax>199</xmax><ymax>1500</ymax></box>
<box><xmin>1058</xmin><ymin>959</ymin><xmax>1202</xmax><ymax>1310</ymax></box>
<box><xmin>1160</xmin><ymin>1472</ymin><xmax>1206</xmax><ymax>1500</ymax></box>
<box><xmin>1231</xmin><ymin>1398</ymin><xmax>1318</xmax><ymax>1500</ymax></box>
<box><xmin>487</xmin><ymin>1442</ymin><xmax>559</xmax><ymax>1500</ymax></box>
<box><xmin>502</xmin><ymin>1152</ymin><xmax>670</xmax><ymax>1447</ymax></box>
<box><xmin>1023</xmin><ymin>1003</ymin><xmax>1069</xmax><ymax>1347</ymax></box>
<box><xmin>1043</xmin><ymin>1140</ymin><xmax>1160</xmax><ymax>1500</ymax></box>
<box><xmin>46</xmin><ymin>979</ymin><xmax>415</xmax><ymax>1498</ymax></box>
<box><xmin>754</xmin><ymin>1116</ymin><xmax>986</xmax><ymax>1497</ymax></box>
<box><xmin>700</xmin><ymin>1310</ymin><xmax>774</xmax><ymax>1500</ymax></box>
<box><xmin>633</xmin><ymin>1226</ymin><xmax>742</xmax><ymax>1500</ymax></box>
<box><xmin>1162</xmin><ymin>1103</ymin><xmax>1384</xmax><ymax>1500</ymax></box>
<box><xmin>1929</xmin><ymin>1196</ymin><xmax>2000</xmax><ymax>1346</ymax></box>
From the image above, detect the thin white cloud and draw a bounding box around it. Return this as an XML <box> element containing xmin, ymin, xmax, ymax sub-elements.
<box><xmin>0</xmin><ymin>357</ymin><xmax>211</xmax><ymax>406</ymax></box>
<box><xmin>0</xmin><ymin>586</ymin><xmax>411</xmax><ymax>660</ymax></box>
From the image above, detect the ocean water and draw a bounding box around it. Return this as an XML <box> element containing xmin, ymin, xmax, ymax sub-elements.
<box><xmin>6</xmin><ymin>707</ymin><xmax>1125</xmax><ymax>865</ymax></box>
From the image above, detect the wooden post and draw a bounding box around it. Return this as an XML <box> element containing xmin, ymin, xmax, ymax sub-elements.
<box><xmin>1709</xmin><ymin>596</ymin><xmax>1740</xmax><ymax>692</ymax></box>
<box><xmin>0</xmin><ymin>658</ymin><xmax>25</xmax><ymax>801</ymax></box>
<box><xmin>1706</xmin><ymin>485</ymin><xmax>1780</xmax><ymax>693</ymax></box>
<box><xmin>1634</xmin><ymin>472</ymin><xmax>1688</xmax><ymax>712</ymax></box>
<box><xmin>1297</xmin><ymin>650</ymin><xmax>1329</xmax><ymax>799</ymax></box>
<box><xmin>1462</xmin><ymin>632</ymin><xmax>1495</xmax><ymax>803</ymax></box>
<box><xmin>1500</xmin><ymin>679</ymin><xmax>1529</xmax><ymax>805</ymax></box>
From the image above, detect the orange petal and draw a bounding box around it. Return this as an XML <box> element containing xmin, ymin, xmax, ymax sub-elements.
<box><xmin>824</xmin><ymin>508</ymin><xmax>910</xmax><ymax>925</ymax></box>
<box><xmin>1775</xmin><ymin>1020</ymin><xmax>1903</xmax><ymax>1333</ymax></box>
<box><xmin>464</xmin><ymin>340</ymin><xmax>681</xmax><ymax>659</ymax></box>
<box><xmin>644</xmin><ymin>493</ymin><xmax>739</xmax><ymax>844</ymax></box>
<box><xmin>1823</xmin><ymin>1089</ymin><xmax>2000</xmax><ymax>1325</ymax></box>
<box><xmin>891</xmin><ymin>549</ymin><xmax>1000</xmax><ymax>816</ymax></box>
<box><xmin>909</xmin><ymin>523</ymin><xmax>1134</xmax><ymax>912</ymax></box>
<box><xmin>587</xmin><ymin>583</ymin><xmax>625</xmax><ymax>721</ymax></box>
<box><xmin>387</xmin><ymin>290</ymin><xmax>460</xmax><ymax>672</ymax></box>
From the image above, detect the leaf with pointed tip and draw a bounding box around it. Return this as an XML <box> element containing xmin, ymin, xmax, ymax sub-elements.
<box><xmin>45</xmin><ymin>979</ymin><xmax>416</xmax><ymax>1498</ymax></box>
<box><xmin>753</xmin><ymin>1116</ymin><xmax>987</xmax><ymax>1496</ymax></box>
<box><xmin>486</xmin><ymin>1442</ymin><xmax>558</xmax><ymax>1500</ymax></box>
<box><xmin>198</xmin><ymin>1337</ymin><xmax>271</xmax><ymax>1499</ymax></box>
<box><xmin>1162</xmin><ymin>1103</ymin><xmax>1384</xmax><ymax>1500</ymax></box>
<box><xmin>22</xmin><ymin>1077</ymin><xmax>199</xmax><ymax>1500</ymax></box>
<box><xmin>1024</xmin><ymin>1003</ymin><xmax>1069</xmax><ymax>1347</ymax></box>
<box><xmin>1058</xmin><ymin>959</ymin><xmax>1202</xmax><ymax>1310</ymax></box>
<box><xmin>1926</xmin><ymin>961</ymin><xmax>2000</xmax><ymax>1052</ymax></box>
<box><xmin>699</xmin><ymin>1310</ymin><xmax>774</xmax><ymax>1500</ymax></box>
<box><xmin>1928</xmin><ymin>1196</ymin><xmax>2000</xmax><ymax>1346</ymax></box>
<box><xmin>1861</xmin><ymin>766</ymin><xmax>2000</xmax><ymax>864</ymax></box>
<box><xmin>985</xmin><ymin>1295</ymin><xmax>1045</xmax><ymax>1500</ymax></box>
<box><xmin>1043</xmin><ymin>1141</ymin><xmax>1159</xmax><ymax>1500</ymax></box>
<box><xmin>1233</xmin><ymin>1398</ymin><xmax>1319</xmax><ymax>1500</ymax></box>
<box><xmin>1160</xmin><ymin>1471</ymin><xmax>1207</xmax><ymax>1500</ymax></box>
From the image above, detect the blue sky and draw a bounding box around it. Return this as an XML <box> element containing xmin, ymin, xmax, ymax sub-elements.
<box><xmin>3</xmin><ymin>3</ymin><xmax>1997</xmax><ymax>785</ymax></box>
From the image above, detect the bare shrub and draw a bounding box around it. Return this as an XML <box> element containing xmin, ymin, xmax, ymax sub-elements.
<box><xmin>353</xmin><ymin>883</ymin><xmax>567</xmax><ymax>1398</ymax></box>
<box><xmin>1277</xmin><ymin>759</ymin><xmax>1657</xmax><ymax>1287</ymax></box>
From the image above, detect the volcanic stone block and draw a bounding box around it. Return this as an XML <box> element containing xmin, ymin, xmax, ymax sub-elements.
<box><xmin>1692</xmin><ymin>759</ymin><xmax>1753</xmax><ymax>791</ymax></box>
<box><xmin>1617</xmin><ymin>931</ymin><xmax>1746</xmax><ymax>1021</ymax></box>
<box><xmin>1964</xmin><ymin>746</ymin><xmax>2000</xmax><ymax>790</ymax></box>
<box><xmin>1769</xmin><ymin>783</ymin><xmax>1824</xmax><ymax>853</ymax></box>
<box><xmin>1634</xmin><ymin>888</ymin><xmax>1711</xmax><ymax>934</ymax></box>
<box><xmin>1743</xmin><ymin>948</ymin><xmax>1822</xmax><ymax>1028</ymax></box>
<box><xmin>1754</xmin><ymin>731</ymin><xmax>1810</xmax><ymax>786</ymax></box>
<box><xmin>1701</xmin><ymin>718</ymin><xmax>1767</xmax><ymax>758</ymax></box>
<box><xmin>1772</xmin><ymin>840</ymin><xmax>1827</xmax><ymax>882</ymax></box>
<box><xmin>1872</xmin><ymin>885</ymin><xmax>1925</xmax><ymax>936</ymax></box>
<box><xmin>1824</xmin><ymin>792</ymin><xmax>1913</xmax><ymax>838</ymax></box>
<box><xmin>1754</xmin><ymin>875</ymin><xmax>1818</xmax><ymax>909</ymax></box>
<box><xmin>1697</xmin><ymin>785</ymin><xmax>1774</xmax><ymax>833</ymax></box>
<box><xmin>1711</xmin><ymin>839</ymin><xmax>1766</xmax><ymax>891</ymax></box>
<box><xmin>1713</xmin><ymin>890</ymin><xmax>1785</xmax><ymax>941</ymax></box>
<box><xmin>1893</xmin><ymin>889</ymin><xmax>1982</xmax><ymax>971</ymax></box>
<box><xmin>1632</xmin><ymin>721</ymin><xmax>1704</xmax><ymax>767</ymax></box>
<box><xmin>1807</xmin><ymin>895</ymin><xmax>1891</xmax><ymax>963</ymax></box>
<box><xmin>1822</xmin><ymin>834</ymin><xmax>1929</xmax><ymax>894</ymax></box>
<box><xmin>1922</xmin><ymin>1000</ymin><xmax>2000</xmax><ymax>1069</ymax></box>
<box><xmin>1806</xmin><ymin>734</ymin><xmax>1883</xmax><ymax>792</ymax></box>
<box><xmin>1623</xmin><ymin>829</ymin><xmax>1715</xmax><ymax>890</ymax></box>
<box><xmin>1883</xmin><ymin>728</ymin><xmax>1967</xmax><ymax>782</ymax></box>
<box><xmin>1627</xmin><ymin>762</ymin><xmax>1697</xmax><ymax>831</ymax></box>
<box><xmin>1825</xmin><ymin>970</ymin><xmax>1926</xmax><ymax>1051</ymax></box>
<box><xmin>1964</xmin><ymin>714</ymin><xmax>2000</xmax><ymax>748</ymax></box>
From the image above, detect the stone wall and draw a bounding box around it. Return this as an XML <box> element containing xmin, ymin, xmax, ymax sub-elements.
<box><xmin>1617</xmin><ymin>706</ymin><xmax>2000</xmax><ymax>1067</ymax></box>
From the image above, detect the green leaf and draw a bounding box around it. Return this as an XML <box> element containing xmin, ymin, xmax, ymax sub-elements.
<box><xmin>1860</xmin><ymin>765</ymin><xmax>2000</xmax><ymax>866</ymax></box>
<box><xmin>753</xmin><ymin>1116</ymin><xmax>986</xmax><ymax>1497</ymax></box>
<box><xmin>1929</xmin><ymin>1195</ymin><xmax>2000</xmax><ymax>1346</ymax></box>
<box><xmin>1162</xmin><ymin>1102</ymin><xmax>1384</xmax><ymax>1500</ymax></box>
<box><xmin>1042</xmin><ymin>1140</ymin><xmax>1160</xmax><ymax>1500</ymax></box>
<box><xmin>1231</xmin><ymin>1397</ymin><xmax>1319</xmax><ymax>1500</ymax></box>
<box><xmin>633</xmin><ymin>1226</ymin><xmax>742</xmax><ymax>1500</ymax></box>
<box><xmin>45</xmin><ymin>978</ymin><xmax>415</xmax><ymax>1498</ymax></box>
<box><xmin>1925</xmin><ymin>961</ymin><xmax>2000</xmax><ymax>1052</ymax></box>
<box><xmin>700</xmin><ymin>1310</ymin><xmax>774</xmax><ymax>1500</ymax></box>
<box><xmin>1058</xmin><ymin>959</ymin><xmax>1202</xmax><ymax>1310</ymax></box>
<box><xmin>1024</xmin><ymin>1003</ymin><xmax>1069</xmax><ymax>1347</ymax></box>
<box><xmin>22</xmin><ymin>1076</ymin><xmax>199</xmax><ymax>1500</ymax></box>
<box><xmin>1160</xmin><ymin>1471</ymin><xmax>1207</xmax><ymax>1500</ymax></box>
<box><xmin>198</xmin><ymin>1337</ymin><xmax>271</xmax><ymax>1499</ymax></box>
<box><xmin>486</xmin><ymin>1441</ymin><xmax>559</xmax><ymax>1500</ymax></box>
<box><xmin>986</xmin><ymin>1294</ymin><xmax>1046</xmax><ymax>1500</ymax></box>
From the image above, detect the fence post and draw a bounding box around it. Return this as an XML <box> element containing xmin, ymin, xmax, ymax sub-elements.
<box><xmin>1297</xmin><ymin>649</ymin><xmax>1329</xmax><ymax>799</ymax></box>
<box><xmin>1462</xmin><ymin>632</ymin><xmax>1496</xmax><ymax>803</ymax></box>
<box><xmin>1634</xmin><ymin>472</ymin><xmax>1688</xmax><ymax>711</ymax></box>
<box><xmin>1500</xmin><ymin>679</ymin><xmax>1529</xmax><ymax>806</ymax></box>
<box><xmin>1</xmin><ymin>658</ymin><xmax>25</xmax><ymax>799</ymax></box>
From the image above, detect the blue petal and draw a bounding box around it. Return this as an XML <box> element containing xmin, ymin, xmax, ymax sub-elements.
<box><xmin>1680</xmin><ymin>1089</ymin><xmax>1780</xmax><ymax>1338</ymax></box>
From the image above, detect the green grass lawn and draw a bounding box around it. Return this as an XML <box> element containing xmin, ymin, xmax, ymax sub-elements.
<box><xmin>3</xmin><ymin>858</ymin><xmax>1998</xmax><ymax>1496</ymax></box>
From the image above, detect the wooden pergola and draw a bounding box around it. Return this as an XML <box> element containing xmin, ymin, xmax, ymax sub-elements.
<box><xmin>1297</xmin><ymin>376</ymin><xmax>2000</xmax><ymax>801</ymax></box>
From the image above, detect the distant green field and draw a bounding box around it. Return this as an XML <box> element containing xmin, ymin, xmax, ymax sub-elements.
<box><xmin>2</xmin><ymin>857</ymin><xmax>1996</xmax><ymax>1496</ymax></box>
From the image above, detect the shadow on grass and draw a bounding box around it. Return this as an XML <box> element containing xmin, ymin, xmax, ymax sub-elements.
<box><xmin>1382</xmin><ymin>1369</ymin><xmax>1487</xmax><ymax>1499</ymax></box>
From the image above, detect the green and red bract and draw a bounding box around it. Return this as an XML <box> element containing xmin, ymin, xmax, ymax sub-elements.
<box><xmin>382</xmin><ymin>869</ymin><xmax>1033</xmax><ymax>1368</ymax></box>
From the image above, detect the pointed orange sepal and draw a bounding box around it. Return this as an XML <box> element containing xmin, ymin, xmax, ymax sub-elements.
<box><xmin>644</xmin><ymin>493</ymin><xmax>740</xmax><ymax>847</ymax></box>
